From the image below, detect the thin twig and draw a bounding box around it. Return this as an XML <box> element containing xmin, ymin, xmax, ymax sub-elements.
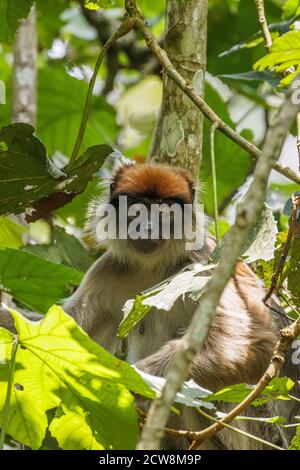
<box><xmin>255</xmin><ymin>0</ymin><xmax>272</xmax><ymax>52</ymax></box>
<box><xmin>124</xmin><ymin>8</ymin><xmax>300</xmax><ymax>185</ymax></box>
<box><xmin>188</xmin><ymin>315</ymin><xmax>300</xmax><ymax>449</ymax></box>
<box><xmin>277</xmin><ymin>289</ymin><xmax>299</xmax><ymax>320</ymax></box>
<box><xmin>195</xmin><ymin>407</ymin><xmax>284</xmax><ymax>451</ymax></box>
<box><xmin>137</xmin><ymin>407</ymin><xmax>206</xmax><ymax>441</ymax></box>
<box><xmin>210</xmin><ymin>123</ymin><xmax>220</xmax><ymax>245</ymax></box>
<box><xmin>70</xmin><ymin>18</ymin><xmax>136</xmax><ymax>162</ymax></box>
<box><xmin>263</xmin><ymin>195</ymin><xmax>300</xmax><ymax>303</ymax></box>
<box><xmin>0</xmin><ymin>336</ymin><xmax>19</xmax><ymax>450</ymax></box>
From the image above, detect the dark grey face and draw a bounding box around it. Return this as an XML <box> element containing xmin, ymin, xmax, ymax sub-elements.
<box><xmin>127</xmin><ymin>237</ymin><xmax>163</xmax><ymax>254</ymax></box>
<box><xmin>110</xmin><ymin>193</ymin><xmax>187</xmax><ymax>254</ymax></box>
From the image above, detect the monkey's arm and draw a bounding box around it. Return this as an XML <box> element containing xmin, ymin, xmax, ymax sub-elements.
<box><xmin>136</xmin><ymin>264</ymin><xmax>282</xmax><ymax>392</ymax></box>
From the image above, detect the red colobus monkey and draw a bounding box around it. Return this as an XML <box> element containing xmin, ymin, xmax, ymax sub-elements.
<box><xmin>64</xmin><ymin>163</ymin><xmax>300</xmax><ymax>450</ymax></box>
<box><xmin>0</xmin><ymin>163</ymin><xmax>298</xmax><ymax>449</ymax></box>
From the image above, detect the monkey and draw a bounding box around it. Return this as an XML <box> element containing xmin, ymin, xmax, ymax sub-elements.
<box><xmin>62</xmin><ymin>163</ymin><xmax>300</xmax><ymax>450</ymax></box>
<box><xmin>0</xmin><ymin>163</ymin><xmax>299</xmax><ymax>449</ymax></box>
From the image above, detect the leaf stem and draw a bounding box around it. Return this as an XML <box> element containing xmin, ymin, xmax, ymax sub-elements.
<box><xmin>196</xmin><ymin>407</ymin><xmax>284</xmax><ymax>451</ymax></box>
<box><xmin>70</xmin><ymin>18</ymin><xmax>136</xmax><ymax>162</ymax></box>
<box><xmin>288</xmin><ymin>394</ymin><xmax>300</xmax><ymax>404</ymax></box>
<box><xmin>210</xmin><ymin>123</ymin><xmax>220</xmax><ymax>245</ymax></box>
<box><xmin>0</xmin><ymin>336</ymin><xmax>19</xmax><ymax>450</ymax></box>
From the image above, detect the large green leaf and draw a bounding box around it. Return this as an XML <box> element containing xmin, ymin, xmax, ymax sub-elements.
<box><xmin>0</xmin><ymin>123</ymin><xmax>62</xmax><ymax>216</ymax></box>
<box><xmin>119</xmin><ymin>264</ymin><xmax>215</xmax><ymax>339</ymax></box>
<box><xmin>23</xmin><ymin>226</ymin><xmax>96</xmax><ymax>272</ymax></box>
<box><xmin>0</xmin><ymin>123</ymin><xmax>113</xmax><ymax>219</ymax></box>
<box><xmin>211</xmin><ymin>204</ymin><xmax>278</xmax><ymax>263</ymax></box>
<box><xmin>0</xmin><ymin>249</ymin><xmax>83</xmax><ymax>313</ymax></box>
<box><xmin>201</xmin><ymin>82</ymin><xmax>253</xmax><ymax>215</ymax></box>
<box><xmin>254</xmin><ymin>30</ymin><xmax>300</xmax><ymax>86</ymax></box>
<box><xmin>0</xmin><ymin>0</ymin><xmax>33</xmax><ymax>43</ymax></box>
<box><xmin>205</xmin><ymin>377</ymin><xmax>295</xmax><ymax>406</ymax></box>
<box><xmin>37</xmin><ymin>67</ymin><xmax>118</xmax><ymax>157</ymax></box>
<box><xmin>0</xmin><ymin>306</ymin><xmax>152</xmax><ymax>449</ymax></box>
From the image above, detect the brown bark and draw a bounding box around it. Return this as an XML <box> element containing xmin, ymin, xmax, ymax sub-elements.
<box><xmin>149</xmin><ymin>0</ymin><xmax>208</xmax><ymax>177</ymax></box>
<box><xmin>12</xmin><ymin>5</ymin><xmax>37</xmax><ymax>126</ymax></box>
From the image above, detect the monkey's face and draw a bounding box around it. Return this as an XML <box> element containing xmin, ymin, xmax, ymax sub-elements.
<box><xmin>111</xmin><ymin>194</ymin><xmax>186</xmax><ymax>254</ymax></box>
<box><xmin>107</xmin><ymin>164</ymin><xmax>196</xmax><ymax>256</ymax></box>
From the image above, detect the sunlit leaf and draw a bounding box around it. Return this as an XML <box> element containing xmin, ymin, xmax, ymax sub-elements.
<box><xmin>0</xmin><ymin>306</ymin><xmax>152</xmax><ymax>449</ymax></box>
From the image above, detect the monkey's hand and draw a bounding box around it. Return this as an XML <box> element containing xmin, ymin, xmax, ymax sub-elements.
<box><xmin>135</xmin><ymin>339</ymin><xmax>182</xmax><ymax>378</ymax></box>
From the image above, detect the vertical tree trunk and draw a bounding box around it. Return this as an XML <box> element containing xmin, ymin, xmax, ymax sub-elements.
<box><xmin>150</xmin><ymin>0</ymin><xmax>208</xmax><ymax>177</ymax></box>
<box><xmin>12</xmin><ymin>5</ymin><xmax>37</xmax><ymax>126</ymax></box>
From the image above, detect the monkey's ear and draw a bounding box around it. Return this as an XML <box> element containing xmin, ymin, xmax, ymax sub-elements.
<box><xmin>109</xmin><ymin>163</ymin><xmax>134</xmax><ymax>199</ymax></box>
<box><xmin>173</xmin><ymin>167</ymin><xmax>196</xmax><ymax>201</ymax></box>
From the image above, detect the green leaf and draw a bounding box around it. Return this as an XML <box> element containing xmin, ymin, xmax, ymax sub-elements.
<box><xmin>282</xmin><ymin>0</ymin><xmax>300</xmax><ymax>19</ymax></box>
<box><xmin>118</xmin><ymin>264</ymin><xmax>215</xmax><ymax>338</ymax></box>
<box><xmin>242</xmin><ymin>204</ymin><xmax>278</xmax><ymax>263</ymax></box>
<box><xmin>0</xmin><ymin>123</ymin><xmax>113</xmax><ymax>219</ymax></box>
<box><xmin>0</xmin><ymin>217</ymin><xmax>27</xmax><ymax>249</ymax></box>
<box><xmin>0</xmin><ymin>0</ymin><xmax>33</xmax><ymax>43</ymax></box>
<box><xmin>254</xmin><ymin>30</ymin><xmax>300</xmax><ymax>87</ymax></box>
<box><xmin>206</xmin><ymin>377</ymin><xmax>295</xmax><ymax>406</ymax></box>
<box><xmin>0</xmin><ymin>123</ymin><xmax>61</xmax><ymax>216</ymax></box>
<box><xmin>290</xmin><ymin>424</ymin><xmax>300</xmax><ymax>449</ymax></box>
<box><xmin>83</xmin><ymin>0</ymin><xmax>123</xmax><ymax>9</ymax></box>
<box><xmin>23</xmin><ymin>226</ymin><xmax>96</xmax><ymax>272</ymax></box>
<box><xmin>211</xmin><ymin>204</ymin><xmax>278</xmax><ymax>263</ymax></box>
<box><xmin>0</xmin><ymin>306</ymin><xmax>152</xmax><ymax>449</ymax></box>
<box><xmin>205</xmin><ymin>383</ymin><xmax>254</xmax><ymax>404</ymax></box>
<box><xmin>219</xmin><ymin>70</ymin><xmax>280</xmax><ymax>88</ymax></box>
<box><xmin>37</xmin><ymin>67</ymin><xmax>118</xmax><ymax>157</ymax></box>
<box><xmin>286</xmin><ymin>221</ymin><xmax>300</xmax><ymax>308</ymax></box>
<box><xmin>0</xmin><ymin>249</ymin><xmax>83</xmax><ymax>313</ymax></box>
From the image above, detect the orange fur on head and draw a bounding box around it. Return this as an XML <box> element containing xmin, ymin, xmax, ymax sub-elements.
<box><xmin>111</xmin><ymin>164</ymin><xmax>196</xmax><ymax>203</ymax></box>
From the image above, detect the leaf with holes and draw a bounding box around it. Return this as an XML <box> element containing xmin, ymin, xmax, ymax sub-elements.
<box><xmin>0</xmin><ymin>123</ymin><xmax>113</xmax><ymax>220</ymax></box>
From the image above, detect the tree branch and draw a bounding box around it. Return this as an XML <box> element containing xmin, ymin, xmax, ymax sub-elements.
<box><xmin>136</xmin><ymin>76</ymin><xmax>300</xmax><ymax>449</ymax></box>
<box><xmin>12</xmin><ymin>5</ymin><xmax>37</xmax><ymax>126</ymax></box>
<box><xmin>255</xmin><ymin>0</ymin><xmax>272</xmax><ymax>52</ymax></box>
<box><xmin>70</xmin><ymin>18</ymin><xmax>136</xmax><ymax>162</ymax></box>
<box><xmin>149</xmin><ymin>0</ymin><xmax>208</xmax><ymax>176</ymax></box>
<box><xmin>124</xmin><ymin>2</ymin><xmax>300</xmax><ymax>185</ymax></box>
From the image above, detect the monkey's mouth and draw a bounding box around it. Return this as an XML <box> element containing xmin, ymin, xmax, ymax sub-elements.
<box><xmin>128</xmin><ymin>238</ymin><xmax>164</xmax><ymax>254</ymax></box>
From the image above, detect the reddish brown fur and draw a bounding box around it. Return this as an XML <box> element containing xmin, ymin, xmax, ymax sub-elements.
<box><xmin>112</xmin><ymin>164</ymin><xmax>195</xmax><ymax>203</ymax></box>
<box><xmin>234</xmin><ymin>261</ymin><xmax>270</xmax><ymax>327</ymax></box>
